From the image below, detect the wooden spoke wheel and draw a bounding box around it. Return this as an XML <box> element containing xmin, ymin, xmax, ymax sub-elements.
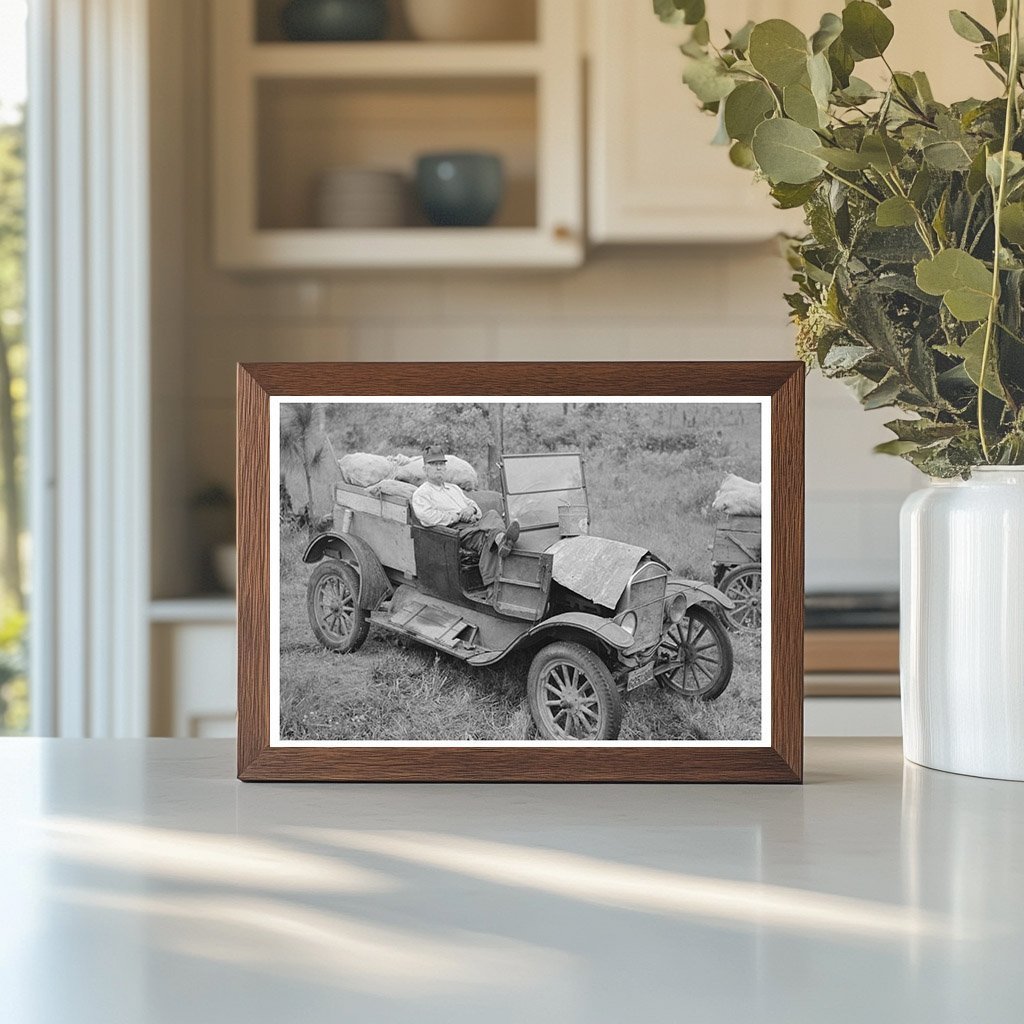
<box><xmin>655</xmin><ymin>605</ymin><xmax>733</xmax><ymax>700</ymax></box>
<box><xmin>720</xmin><ymin>563</ymin><xmax>762</xmax><ymax>632</ymax></box>
<box><xmin>527</xmin><ymin>642</ymin><xmax>622</xmax><ymax>741</ymax></box>
<box><xmin>307</xmin><ymin>559</ymin><xmax>369</xmax><ymax>653</ymax></box>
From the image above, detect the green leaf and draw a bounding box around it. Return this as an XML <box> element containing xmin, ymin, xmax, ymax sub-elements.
<box><xmin>862</xmin><ymin>374</ymin><xmax>903</xmax><ymax>409</ymax></box>
<box><xmin>751</xmin><ymin>118</ymin><xmax>828</xmax><ymax>184</ymax></box>
<box><xmin>770</xmin><ymin>180</ymin><xmax>820</xmax><ymax>209</ymax></box>
<box><xmin>682</xmin><ymin>57</ymin><xmax>736</xmax><ymax>104</ymax></box>
<box><xmin>813</xmin><ymin>146</ymin><xmax>872</xmax><ymax>170</ymax></box>
<box><xmin>922</xmin><ymin>140</ymin><xmax>973</xmax><ymax>171</ymax></box>
<box><xmin>748</xmin><ymin>20</ymin><xmax>809</xmax><ymax>87</ymax></box>
<box><xmin>860</xmin><ymin>133</ymin><xmax>904</xmax><ymax>173</ymax></box>
<box><xmin>1000</xmin><ymin>203</ymin><xmax>1024</xmax><ymax>245</ymax></box>
<box><xmin>810</xmin><ymin>12</ymin><xmax>843</xmax><ymax>54</ymax></box>
<box><xmin>827</xmin><ymin>35</ymin><xmax>856</xmax><ymax>89</ymax></box>
<box><xmin>723</xmin><ymin>81</ymin><xmax>775</xmax><ymax>144</ymax></box>
<box><xmin>884</xmin><ymin>418</ymin><xmax>963</xmax><ymax>443</ymax></box>
<box><xmin>729</xmin><ymin>140</ymin><xmax>757</xmax><ymax>169</ymax></box>
<box><xmin>967</xmin><ymin>144</ymin><xmax>991</xmax><ymax>194</ymax></box>
<box><xmin>842</xmin><ymin>1</ymin><xmax>895</xmax><ymax>59</ymax></box>
<box><xmin>913</xmin><ymin>71</ymin><xmax>935</xmax><ymax>104</ymax></box>
<box><xmin>892</xmin><ymin>72</ymin><xmax>922</xmax><ymax>110</ymax></box>
<box><xmin>909</xmin><ymin>164</ymin><xmax>933</xmax><ymax>205</ymax></box>
<box><xmin>837</xmin><ymin>76</ymin><xmax>879</xmax><ymax>104</ymax></box>
<box><xmin>876</xmin><ymin>197</ymin><xmax>918</xmax><ymax>228</ymax></box>
<box><xmin>724</xmin><ymin>20</ymin><xmax>755</xmax><ymax>53</ymax></box>
<box><xmin>784</xmin><ymin>80</ymin><xmax>824</xmax><ymax>129</ymax></box>
<box><xmin>808</xmin><ymin>51</ymin><xmax>833</xmax><ymax>110</ymax></box>
<box><xmin>653</xmin><ymin>0</ymin><xmax>705</xmax><ymax>26</ymax></box>
<box><xmin>916</xmin><ymin>250</ymin><xmax>994</xmax><ymax>322</ymax></box>
<box><xmin>948</xmin><ymin>10</ymin><xmax>994</xmax><ymax>44</ymax></box>
<box><xmin>875</xmin><ymin>439</ymin><xmax>922</xmax><ymax>455</ymax></box>
<box><xmin>940</xmin><ymin>325</ymin><xmax>1006</xmax><ymax>398</ymax></box>
<box><xmin>932</xmin><ymin>190</ymin><xmax>950</xmax><ymax>247</ymax></box>
<box><xmin>986</xmin><ymin>150</ymin><xmax>1024</xmax><ymax>191</ymax></box>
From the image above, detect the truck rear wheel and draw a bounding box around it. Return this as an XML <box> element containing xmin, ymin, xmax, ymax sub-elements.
<box><xmin>527</xmin><ymin>642</ymin><xmax>622</xmax><ymax>741</ymax></box>
<box><xmin>307</xmin><ymin>559</ymin><xmax>369</xmax><ymax>653</ymax></box>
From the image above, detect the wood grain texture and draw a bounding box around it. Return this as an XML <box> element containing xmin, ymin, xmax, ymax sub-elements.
<box><xmin>805</xmin><ymin>629</ymin><xmax>899</xmax><ymax>674</ymax></box>
<box><xmin>236</xmin><ymin>361</ymin><xmax>805</xmax><ymax>783</ymax></box>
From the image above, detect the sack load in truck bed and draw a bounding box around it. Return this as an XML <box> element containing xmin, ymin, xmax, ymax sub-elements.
<box><xmin>331</xmin><ymin>482</ymin><xmax>505</xmax><ymax>575</ymax></box>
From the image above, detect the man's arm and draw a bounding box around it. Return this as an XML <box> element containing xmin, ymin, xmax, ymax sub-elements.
<box><xmin>412</xmin><ymin>484</ymin><xmax>459</xmax><ymax>527</ymax></box>
<box><xmin>447</xmin><ymin>483</ymin><xmax>481</xmax><ymax>520</ymax></box>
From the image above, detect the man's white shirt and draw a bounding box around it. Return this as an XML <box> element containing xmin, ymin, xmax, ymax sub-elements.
<box><xmin>411</xmin><ymin>479</ymin><xmax>482</xmax><ymax>527</ymax></box>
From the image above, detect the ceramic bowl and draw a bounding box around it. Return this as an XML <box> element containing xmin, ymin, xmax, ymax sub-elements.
<box><xmin>415</xmin><ymin>152</ymin><xmax>504</xmax><ymax>227</ymax></box>
<box><xmin>316</xmin><ymin>168</ymin><xmax>407</xmax><ymax>228</ymax></box>
<box><xmin>281</xmin><ymin>0</ymin><xmax>388</xmax><ymax>42</ymax></box>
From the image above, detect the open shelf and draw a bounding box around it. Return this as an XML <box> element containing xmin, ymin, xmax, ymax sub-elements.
<box><xmin>213</xmin><ymin>0</ymin><xmax>582</xmax><ymax>268</ymax></box>
<box><xmin>249</xmin><ymin>42</ymin><xmax>544</xmax><ymax>77</ymax></box>
<box><xmin>257</xmin><ymin>76</ymin><xmax>537</xmax><ymax>232</ymax></box>
<box><xmin>254</xmin><ymin>0</ymin><xmax>538</xmax><ymax>44</ymax></box>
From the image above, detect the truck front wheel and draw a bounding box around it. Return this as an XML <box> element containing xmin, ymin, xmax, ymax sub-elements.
<box><xmin>527</xmin><ymin>642</ymin><xmax>622</xmax><ymax>741</ymax></box>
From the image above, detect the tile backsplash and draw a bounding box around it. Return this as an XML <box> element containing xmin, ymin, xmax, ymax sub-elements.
<box><xmin>181</xmin><ymin>245</ymin><xmax>916</xmax><ymax>593</ymax></box>
<box><xmin>157</xmin><ymin>0</ymin><xmax>916</xmax><ymax>598</ymax></box>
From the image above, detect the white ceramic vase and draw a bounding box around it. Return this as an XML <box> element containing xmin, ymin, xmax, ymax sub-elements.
<box><xmin>900</xmin><ymin>467</ymin><xmax>1024</xmax><ymax>780</ymax></box>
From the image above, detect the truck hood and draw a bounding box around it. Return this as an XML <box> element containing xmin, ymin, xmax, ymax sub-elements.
<box><xmin>547</xmin><ymin>536</ymin><xmax>668</xmax><ymax>609</ymax></box>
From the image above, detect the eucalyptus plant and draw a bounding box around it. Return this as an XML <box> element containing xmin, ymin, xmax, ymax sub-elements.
<box><xmin>657</xmin><ymin>0</ymin><xmax>1024</xmax><ymax>475</ymax></box>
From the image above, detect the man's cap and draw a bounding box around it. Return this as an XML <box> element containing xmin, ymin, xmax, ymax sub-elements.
<box><xmin>423</xmin><ymin>444</ymin><xmax>447</xmax><ymax>465</ymax></box>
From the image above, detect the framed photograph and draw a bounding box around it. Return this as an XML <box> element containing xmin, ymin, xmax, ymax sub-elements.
<box><xmin>237</xmin><ymin>362</ymin><xmax>803</xmax><ymax>782</ymax></box>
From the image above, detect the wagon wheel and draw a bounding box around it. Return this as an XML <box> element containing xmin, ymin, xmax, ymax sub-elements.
<box><xmin>527</xmin><ymin>642</ymin><xmax>622</xmax><ymax>741</ymax></box>
<box><xmin>720</xmin><ymin>563</ymin><xmax>762</xmax><ymax>632</ymax></box>
<box><xmin>306</xmin><ymin>560</ymin><xmax>370</xmax><ymax>654</ymax></box>
<box><xmin>655</xmin><ymin>605</ymin><xmax>733</xmax><ymax>701</ymax></box>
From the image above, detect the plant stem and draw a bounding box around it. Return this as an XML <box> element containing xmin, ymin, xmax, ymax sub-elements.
<box><xmin>883</xmin><ymin>170</ymin><xmax>938</xmax><ymax>255</ymax></box>
<box><xmin>822</xmin><ymin>167</ymin><xmax>880</xmax><ymax>205</ymax></box>
<box><xmin>979</xmin><ymin>0</ymin><xmax>1021</xmax><ymax>462</ymax></box>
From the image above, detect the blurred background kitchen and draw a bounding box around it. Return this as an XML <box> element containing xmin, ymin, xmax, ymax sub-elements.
<box><xmin>0</xmin><ymin>0</ymin><xmax>997</xmax><ymax>740</ymax></box>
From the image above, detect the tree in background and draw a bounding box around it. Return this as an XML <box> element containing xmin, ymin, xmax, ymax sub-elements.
<box><xmin>0</xmin><ymin>106</ymin><xmax>26</xmax><ymax>733</ymax></box>
<box><xmin>280</xmin><ymin>403</ymin><xmax>326</xmax><ymax>529</ymax></box>
<box><xmin>0</xmin><ymin>112</ymin><xmax>24</xmax><ymax>610</ymax></box>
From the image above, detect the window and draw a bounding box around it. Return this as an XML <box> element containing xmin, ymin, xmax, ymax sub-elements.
<box><xmin>0</xmin><ymin>0</ymin><xmax>28</xmax><ymax>734</ymax></box>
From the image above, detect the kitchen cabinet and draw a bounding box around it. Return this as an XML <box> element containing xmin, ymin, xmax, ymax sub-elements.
<box><xmin>211</xmin><ymin>0</ymin><xmax>583</xmax><ymax>269</ymax></box>
<box><xmin>586</xmin><ymin>0</ymin><xmax>999</xmax><ymax>244</ymax></box>
<box><xmin>587</xmin><ymin>0</ymin><xmax>811</xmax><ymax>243</ymax></box>
<box><xmin>150</xmin><ymin>600</ymin><xmax>237</xmax><ymax>738</ymax></box>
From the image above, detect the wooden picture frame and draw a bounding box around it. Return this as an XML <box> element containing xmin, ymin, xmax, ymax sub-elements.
<box><xmin>238</xmin><ymin>362</ymin><xmax>804</xmax><ymax>782</ymax></box>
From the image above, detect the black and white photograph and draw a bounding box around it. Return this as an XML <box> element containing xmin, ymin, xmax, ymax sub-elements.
<box><xmin>270</xmin><ymin>397</ymin><xmax>769</xmax><ymax>745</ymax></box>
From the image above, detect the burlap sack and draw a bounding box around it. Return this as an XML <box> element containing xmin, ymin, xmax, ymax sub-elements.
<box><xmin>367</xmin><ymin>478</ymin><xmax>418</xmax><ymax>501</ymax></box>
<box><xmin>337</xmin><ymin>452</ymin><xmax>392</xmax><ymax>487</ymax></box>
<box><xmin>392</xmin><ymin>454</ymin><xmax>479</xmax><ymax>490</ymax></box>
<box><xmin>712</xmin><ymin>474</ymin><xmax>761</xmax><ymax>516</ymax></box>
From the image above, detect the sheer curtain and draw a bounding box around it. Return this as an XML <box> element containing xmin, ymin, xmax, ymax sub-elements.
<box><xmin>28</xmin><ymin>0</ymin><xmax>150</xmax><ymax>736</ymax></box>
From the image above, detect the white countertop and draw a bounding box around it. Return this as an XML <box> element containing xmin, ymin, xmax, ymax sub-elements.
<box><xmin>1</xmin><ymin>738</ymin><xmax>1020</xmax><ymax>1023</ymax></box>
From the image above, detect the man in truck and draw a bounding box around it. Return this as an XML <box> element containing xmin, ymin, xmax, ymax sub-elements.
<box><xmin>411</xmin><ymin>445</ymin><xmax>519</xmax><ymax>590</ymax></box>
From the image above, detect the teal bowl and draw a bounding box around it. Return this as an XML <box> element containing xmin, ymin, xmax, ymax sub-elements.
<box><xmin>281</xmin><ymin>0</ymin><xmax>388</xmax><ymax>42</ymax></box>
<box><xmin>415</xmin><ymin>153</ymin><xmax>505</xmax><ymax>228</ymax></box>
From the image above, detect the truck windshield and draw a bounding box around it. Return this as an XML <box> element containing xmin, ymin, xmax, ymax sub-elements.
<box><xmin>502</xmin><ymin>454</ymin><xmax>587</xmax><ymax>527</ymax></box>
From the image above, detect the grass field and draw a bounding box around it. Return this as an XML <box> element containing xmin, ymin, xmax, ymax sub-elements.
<box><xmin>279</xmin><ymin>531</ymin><xmax>763</xmax><ymax>741</ymax></box>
